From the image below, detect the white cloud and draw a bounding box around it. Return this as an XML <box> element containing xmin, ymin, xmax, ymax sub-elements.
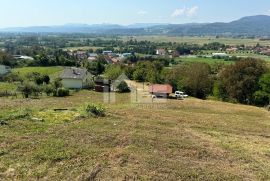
<box><xmin>171</xmin><ymin>8</ymin><xmax>186</xmax><ymax>17</ymax></box>
<box><xmin>171</xmin><ymin>6</ymin><xmax>199</xmax><ymax>18</ymax></box>
<box><xmin>265</xmin><ymin>10</ymin><xmax>270</xmax><ymax>15</ymax></box>
<box><xmin>137</xmin><ymin>11</ymin><xmax>148</xmax><ymax>15</ymax></box>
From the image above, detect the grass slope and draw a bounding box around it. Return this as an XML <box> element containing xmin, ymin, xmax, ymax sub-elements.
<box><xmin>0</xmin><ymin>91</ymin><xmax>269</xmax><ymax>180</ymax></box>
<box><xmin>0</xmin><ymin>82</ymin><xmax>17</xmax><ymax>91</ymax></box>
<box><xmin>12</xmin><ymin>66</ymin><xmax>64</xmax><ymax>78</ymax></box>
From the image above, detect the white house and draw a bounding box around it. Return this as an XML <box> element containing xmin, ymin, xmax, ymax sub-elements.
<box><xmin>212</xmin><ymin>53</ymin><xmax>228</xmax><ymax>57</ymax></box>
<box><xmin>0</xmin><ymin>65</ymin><xmax>11</xmax><ymax>76</ymax></box>
<box><xmin>103</xmin><ymin>51</ymin><xmax>113</xmax><ymax>55</ymax></box>
<box><xmin>156</xmin><ymin>49</ymin><xmax>166</xmax><ymax>56</ymax></box>
<box><xmin>60</xmin><ymin>67</ymin><xmax>93</xmax><ymax>89</ymax></box>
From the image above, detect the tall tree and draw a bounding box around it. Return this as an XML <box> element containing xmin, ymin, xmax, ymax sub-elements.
<box><xmin>219</xmin><ymin>58</ymin><xmax>267</xmax><ymax>104</ymax></box>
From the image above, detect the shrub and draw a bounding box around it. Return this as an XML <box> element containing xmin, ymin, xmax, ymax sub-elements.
<box><xmin>53</xmin><ymin>78</ymin><xmax>63</xmax><ymax>89</ymax></box>
<box><xmin>117</xmin><ymin>81</ymin><xmax>130</xmax><ymax>93</ymax></box>
<box><xmin>86</xmin><ymin>104</ymin><xmax>105</xmax><ymax>117</ymax></box>
<box><xmin>54</xmin><ymin>88</ymin><xmax>69</xmax><ymax>97</ymax></box>
<box><xmin>18</xmin><ymin>82</ymin><xmax>41</xmax><ymax>98</ymax></box>
<box><xmin>84</xmin><ymin>81</ymin><xmax>95</xmax><ymax>90</ymax></box>
<box><xmin>253</xmin><ymin>91</ymin><xmax>270</xmax><ymax>106</ymax></box>
<box><xmin>43</xmin><ymin>75</ymin><xmax>50</xmax><ymax>84</ymax></box>
<box><xmin>3</xmin><ymin>72</ymin><xmax>23</xmax><ymax>83</ymax></box>
<box><xmin>43</xmin><ymin>84</ymin><xmax>54</xmax><ymax>96</ymax></box>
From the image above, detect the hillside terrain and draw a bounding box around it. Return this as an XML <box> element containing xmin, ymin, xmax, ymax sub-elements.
<box><xmin>0</xmin><ymin>91</ymin><xmax>269</xmax><ymax>180</ymax></box>
<box><xmin>2</xmin><ymin>15</ymin><xmax>270</xmax><ymax>36</ymax></box>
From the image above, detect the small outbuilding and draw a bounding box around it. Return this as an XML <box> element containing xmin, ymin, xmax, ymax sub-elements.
<box><xmin>149</xmin><ymin>84</ymin><xmax>173</xmax><ymax>98</ymax></box>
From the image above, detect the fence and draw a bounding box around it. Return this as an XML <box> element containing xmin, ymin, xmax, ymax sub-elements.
<box><xmin>0</xmin><ymin>90</ymin><xmax>18</xmax><ymax>98</ymax></box>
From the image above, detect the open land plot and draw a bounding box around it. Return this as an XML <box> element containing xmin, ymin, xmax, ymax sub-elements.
<box><xmin>0</xmin><ymin>90</ymin><xmax>269</xmax><ymax>180</ymax></box>
<box><xmin>12</xmin><ymin>66</ymin><xmax>64</xmax><ymax>79</ymax></box>
<box><xmin>121</xmin><ymin>35</ymin><xmax>270</xmax><ymax>46</ymax></box>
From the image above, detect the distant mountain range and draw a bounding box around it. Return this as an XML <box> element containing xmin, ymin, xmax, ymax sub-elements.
<box><xmin>1</xmin><ymin>15</ymin><xmax>270</xmax><ymax>36</ymax></box>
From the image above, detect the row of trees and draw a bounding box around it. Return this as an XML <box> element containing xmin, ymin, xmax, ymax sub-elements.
<box><xmin>103</xmin><ymin>58</ymin><xmax>270</xmax><ymax>106</ymax></box>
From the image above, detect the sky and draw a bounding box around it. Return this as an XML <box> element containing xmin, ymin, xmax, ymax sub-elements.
<box><xmin>0</xmin><ymin>0</ymin><xmax>270</xmax><ymax>28</ymax></box>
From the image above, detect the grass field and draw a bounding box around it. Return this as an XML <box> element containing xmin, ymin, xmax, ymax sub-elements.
<box><xmin>12</xmin><ymin>66</ymin><xmax>64</xmax><ymax>79</ymax></box>
<box><xmin>0</xmin><ymin>82</ymin><xmax>17</xmax><ymax>92</ymax></box>
<box><xmin>0</xmin><ymin>90</ymin><xmax>269</xmax><ymax>180</ymax></box>
<box><xmin>121</xmin><ymin>36</ymin><xmax>270</xmax><ymax>46</ymax></box>
<box><xmin>64</xmin><ymin>46</ymin><xmax>104</xmax><ymax>51</ymax></box>
<box><xmin>177</xmin><ymin>56</ymin><xmax>233</xmax><ymax>65</ymax></box>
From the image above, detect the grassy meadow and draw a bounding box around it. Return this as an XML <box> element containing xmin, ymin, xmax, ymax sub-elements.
<box><xmin>0</xmin><ymin>82</ymin><xmax>17</xmax><ymax>92</ymax></box>
<box><xmin>177</xmin><ymin>57</ymin><xmax>233</xmax><ymax>65</ymax></box>
<box><xmin>12</xmin><ymin>66</ymin><xmax>64</xmax><ymax>77</ymax></box>
<box><xmin>121</xmin><ymin>35</ymin><xmax>270</xmax><ymax>46</ymax></box>
<box><xmin>0</xmin><ymin>90</ymin><xmax>269</xmax><ymax>180</ymax></box>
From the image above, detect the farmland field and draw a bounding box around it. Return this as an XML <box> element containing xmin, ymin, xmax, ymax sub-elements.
<box><xmin>121</xmin><ymin>35</ymin><xmax>270</xmax><ymax>46</ymax></box>
<box><xmin>0</xmin><ymin>90</ymin><xmax>269</xmax><ymax>180</ymax></box>
<box><xmin>177</xmin><ymin>56</ymin><xmax>233</xmax><ymax>65</ymax></box>
<box><xmin>64</xmin><ymin>46</ymin><xmax>105</xmax><ymax>51</ymax></box>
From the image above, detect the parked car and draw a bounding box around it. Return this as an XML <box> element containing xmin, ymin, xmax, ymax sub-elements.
<box><xmin>175</xmin><ymin>91</ymin><xmax>188</xmax><ymax>99</ymax></box>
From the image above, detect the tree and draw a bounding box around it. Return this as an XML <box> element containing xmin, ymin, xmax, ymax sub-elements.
<box><xmin>87</xmin><ymin>61</ymin><xmax>105</xmax><ymax>76</ymax></box>
<box><xmin>253</xmin><ymin>73</ymin><xmax>270</xmax><ymax>106</ymax></box>
<box><xmin>117</xmin><ymin>81</ymin><xmax>130</xmax><ymax>93</ymax></box>
<box><xmin>133</xmin><ymin>61</ymin><xmax>163</xmax><ymax>83</ymax></box>
<box><xmin>43</xmin><ymin>75</ymin><xmax>50</xmax><ymax>84</ymax></box>
<box><xmin>178</xmin><ymin>63</ymin><xmax>213</xmax><ymax>99</ymax></box>
<box><xmin>219</xmin><ymin>58</ymin><xmax>267</xmax><ymax>104</ymax></box>
<box><xmin>53</xmin><ymin>78</ymin><xmax>63</xmax><ymax>89</ymax></box>
<box><xmin>18</xmin><ymin>82</ymin><xmax>40</xmax><ymax>98</ymax></box>
<box><xmin>105</xmin><ymin>65</ymin><xmax>123</xmax><ymax>80</ymax></box>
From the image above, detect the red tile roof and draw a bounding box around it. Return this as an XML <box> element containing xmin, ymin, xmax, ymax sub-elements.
<box><xmin>149</xmin><ymin>84</ymin><xmax>173</xmax><ymax>94</ymax></box>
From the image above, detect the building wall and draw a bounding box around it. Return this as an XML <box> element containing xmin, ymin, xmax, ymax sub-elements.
<box><xmin>62</xmin><ymin>79</ymin><xmax>83</xmax><ymax>89</ymax></box>
<box><xmin>0</xmin><ymin>65</ymin><xmax>10</xmax><ymax>76</ymax></box>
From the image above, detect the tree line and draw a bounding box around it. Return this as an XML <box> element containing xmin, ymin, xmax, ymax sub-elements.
<box><xmin>103</xmin><ymin>58</ymin><xmax>270</xmax><ymax>106</ymax></box>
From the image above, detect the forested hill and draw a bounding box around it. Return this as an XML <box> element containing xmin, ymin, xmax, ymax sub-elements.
<box><xmin>1</xmin><ymin>15</ymin><xmax>270</xmax><ymax>36</ymax></box>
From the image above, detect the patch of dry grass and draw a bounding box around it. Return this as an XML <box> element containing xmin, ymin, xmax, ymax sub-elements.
<box><xmin>0</xmin><ymin>91</ymin><xmax>269</xmax><ymax>180</ymax></box>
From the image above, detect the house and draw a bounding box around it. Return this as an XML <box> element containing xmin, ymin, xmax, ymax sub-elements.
<box><xmin>60</xmin><ymin>67</ymin><xmax>93</xmax><ymax>89</ymax></box>
<box><xmin>111</xmin><ymin>57</ymin><xmax>121</xmax><ymax>64</ymax></box>
<box><xmin>226</xmin><ymin>47</ymin><xmax>238</xmax><ymax>53</ymax></box>
<box><xmin>260</xmin><ymin>49</ymin><xmax>270</xmax><ymax>56</ymax></box>
<box><xmin>87</xmin><ymin>53</ymin><xmax>98</xmax><ymax>62</ymax></box>
<box><xmin>121</xmin><ymin>53</ymin><xmax>132</xmax><ymax>58</ymax></box>
<box><xmin>74</xmin><ymin>51</ymin><xmax>87</xmax><ymax>60</ymax></box>
<box><xmin>103</xmin><ymin>50</ymin><xmax>113</xmax><ymax>55</ymax></box>
<box><xmin>212</xmin><ymin>53</ymin><xmax>228</xmax><ymax>57</ymax></box>
<box><xmin>0</xmin><ymin>65</ymin><xmax>11</xmax><ymax>77</ymax></box>
<box><xmin>13</xmin><ymin>55</ymin><xmax>34</xmax><ymax>60</ymax></box>
<box><xmin>104</xmin><ymin>56</ymin><xmax>113</xmax><ymax>64</ymax></box>
<box><xmin>156</xmin><ymin>49</ymin><xmax>167</xmax><ymax>56</ymax></box>
<box><xmin>149</xmin><ymin>84</ymin><xmax>173</xmax><ymax>97</ymax></box>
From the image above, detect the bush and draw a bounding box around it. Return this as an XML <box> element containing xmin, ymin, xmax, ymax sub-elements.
<box><xmin>53</xmin><ymin>78</ymin><xmax>63</xmax><ymax>89</ymax></box>
<box><xmin>54</xmin><ymin>88</ymin><xmax>69</xmax><ymax>97</ymax></box>
<box><xmin>117</xmin><ymin>81</ymin><xmax>130</xmax><ymax>93</ymax></box>
<box><xmin>18</xmin><ymin>82</ymin><xmax>41</xmax><ymax>98</ymax></box>
<box><xmin>43</xmin><ymin>84</ymin><xmax>54</xmax><ymax>96</ymax></box>
<box><xmin>86</xmin><ymin>104</ymin><xmax>105</xmax><ymax>117</ymax></box>
<box><xmin>84</xmin><ymin>81</ymin><xmax>95</xmax><ymax>90</ymax></box>
<box><xmin>3</xmin><ymin>72</ymin><xmax>23</xmax><ymax>83</ymax></box>
<box><xmin>253</xmin><ymin>91</ymin><xmax>270</xmax><ymax>106</ymax></box>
